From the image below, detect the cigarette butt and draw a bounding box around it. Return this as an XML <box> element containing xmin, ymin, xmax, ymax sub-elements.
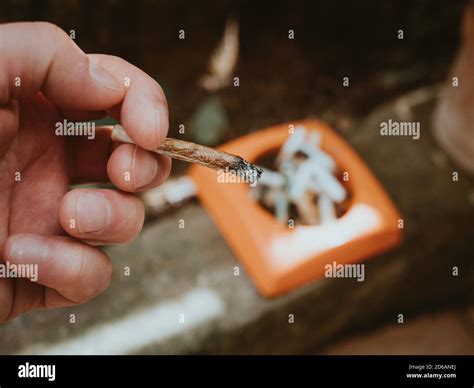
<box><xmin>142</xmin><ymin>176</ymin><xmax>196</xmax><ymax>213</ymax></box>
<box><xmin>296</xmin><ymin>192</ymin><xmax>320</xmax><ymax>225</ymax></box>
<box><xmin>258</xmin><ymin>168</ymin><xmax>286</xmax><ymax>188</ymax></box>
<box><xmin>319</xmin><ymin>193</ymin><xmax>336</xmax><ymax>225</ymax></box>
<box><xmin>287</xmin><ymin>159</ymin><xmax>313</xmax><ymax>201</ymax></box>
<box><xmin>277</xmin><ymin>126</ymin><xmax>305</xmax><ymax>162</ymax></box>
<box><xmin>274</xmin><ymin>191</ymin><xmax>289</xmax><ymax>223</ymax></box>
<box><xmin>311</xmin><ymin>164</ymin><xmax>346</xmax><ymax>202</ymax></box>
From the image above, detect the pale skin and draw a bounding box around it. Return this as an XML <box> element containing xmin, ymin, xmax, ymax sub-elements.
<box><xmin>0</xmin><ymin>22</ymin><xmax>172</xmax><ymax>322</ymax></box>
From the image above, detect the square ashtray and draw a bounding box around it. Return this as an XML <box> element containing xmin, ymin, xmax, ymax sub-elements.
<box><xmin>189</xmin><ymin>120</ymin><xmax>402</xmax><ymax>297</ymax></box>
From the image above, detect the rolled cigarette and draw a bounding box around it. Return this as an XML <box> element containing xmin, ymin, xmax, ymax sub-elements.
<box><xmin>142</xmin><ymin>176</ymin><xmax>197</xmax><ymax>213</ymax></box>
<box><xmin>318</xmin><ymin>193</ymin><xmax>336</xmax><ymax>225</ymax></box>
<box><xmin>257</xmin><ymin>168</ymin><xmax>286</xmax><ymax>188</ymax></box>
<box><xmin>287</xmin><ymin>159</ymin><xmax>313</xmax><ymax>201</ymax></box>
<box><xmin>274</xmin><ymin>190</ymin><xmax>290</xmax><ymax>223</ymax></box>
<box><xmin>310</xmin><ymin>163</ymin><xmax>346</xmax><ymax>202</ymax></box>
<box><xmin>111</xmin><ymin>124</ymin><xmax>263</xmax><ymax>184</ymax></box>
<box><xmin>276</xmin><ymin>126</ymin><xmax>305</xmax><ymax>163</ymax></box>
<box><xmin>300</xmin><ymin>147</ymin><xmax>336</xmax><ymax>171</ymax></box>
<box><xmin>296</xmin><ymin>192</ymin><xmax>320</xmax><ymax>225</ymax></box>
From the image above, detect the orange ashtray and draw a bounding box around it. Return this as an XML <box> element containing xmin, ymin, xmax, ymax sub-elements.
<box><xmin>189</xmin><ymin>120</ymin><xmax>402</xmax><ymax>297</ymax></box>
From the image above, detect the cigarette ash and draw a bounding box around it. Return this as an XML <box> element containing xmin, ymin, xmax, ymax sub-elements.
<box><xmin>251</xmin><ymin>126</ymin><xmax>350</xmax><ymax>226</ymax></box>
<box><xmin>236</xmin><ymin>160</ymin><xmax>263</xmax><ymax>185</ymax></box>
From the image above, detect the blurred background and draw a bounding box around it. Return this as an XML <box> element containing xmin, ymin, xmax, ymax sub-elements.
<box><xmin>1</xmin><ymin>0</ymin><xmax>474</xmax><ymax>354</ymax></box>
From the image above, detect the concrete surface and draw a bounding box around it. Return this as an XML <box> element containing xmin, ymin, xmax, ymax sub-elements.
<box><xmin>323</xmin><ymin>306</ymin><xmax>474</xmax><ymax>355</ymax></box>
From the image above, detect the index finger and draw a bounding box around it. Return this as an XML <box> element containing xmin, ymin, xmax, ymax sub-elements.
<box><xmin>0</xmin><ymin>22</ymin><xmax>124</xmax><ymax>110</ymax></box>
<box><xmin>0</xmin><ymin>22</ymin><xmax>169</xmax><ymax>152</ymax></box>
<box><xmin>90</xmin><ymin>53</ymin><xmax>169</xmax><ymax>151</ymax></box>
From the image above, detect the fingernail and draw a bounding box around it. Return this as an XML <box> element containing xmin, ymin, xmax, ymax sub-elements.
<box><xmin>132</xmin><ymin>146</ymin><xmax>158</xmax><ymax>189</ymax></box>
<box><xmin>8</xmin><ymin>235</ymin><xmax>46</xmax><ymax>264</ymax></box>
<box><xmin>88</xmin><ymin>57</ymin><xmax>122</xmax><ymax>91</ymax></box>
<box><xmin>154</xmin><ymin>105</ymin><xmax>168</xmax><ymax>147</ymax></box>
<box><xmin>76</xmin><ymin>192</ymin><xmax>111</xmax><ymax>233</ymax></box>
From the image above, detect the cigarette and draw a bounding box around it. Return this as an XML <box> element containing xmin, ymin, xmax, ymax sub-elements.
<box><xmin>274</xmin><ymin>190</ymin><xmax>290</xmax><ymax>223</ymax></box>
<box><xmin>318</xmin><ymin>193</ymin><xmax>336</xmax><ymax>225</ymax></box>
<box><xmin>142</xmin><ymin>176</ymin><xmax>197</xmax><ymax>213</ymax></box>
<box><xmin>257</xmin><ymin>168</ymin><xmax>285</xmax><ymax>188</ymax></box>
<box><xmin>111</xmin><ymin>124</ymin><xmax>263</xmax><ymax>184</ymax></box>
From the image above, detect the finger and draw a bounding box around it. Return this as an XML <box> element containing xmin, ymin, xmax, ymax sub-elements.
<box><xmin>0</xmin><ymin>22</ymin><xmax>170</xmax><ymax>176</ymax></box>
<box><xmin>59</xmin><ymin>188</ymin><xmax>145</xmax><ymax>243</ymax></box>
<box><xmin>42</xmin><ymin>288</ymin><xmax>77</xmax><ymax>309</ymax></box>
<box><xmin>3</xmin><ymin>234</ymin><xmax>112</xmax><ymax>304</ymax></box>
<box><xmin>0</xmin><ymin>99</ymin><xmax>19</xmax><ymax>158</ymax></box>
<box><xmin>0</xmin><ymin>278</ymin><xmax>13</xmax><ymax>322</ymax></box>
<box><xmin>0</xmin><ymin>22</ymin><xmax>124</xmax><ymax>110</ymax></box>
<box><xmin>3</xmin><ymin>278</ymin><xmax>44</xmax><ymax>321</ymax></box>
<box><xmin>107</xmin><ymin>143</ymin><xmax>171</xmax><ymax>192</ymax></box>
<box><xmin>89</xmin><ymin>54</ymin><xmax>169</xmax><ymax>151</ymax></box>
<box><xmin>0</xmin><ymin>278</ymin><xmax>75</xmax><ymax>321</ymax></box>
<box><xmin>0</xmin><ymin>22</ymin><xmax>124</xmax><ymax>162</ymax></box>
<box><xmin>60</xmin><ymin>108</ymin><xmax>107</xmax><ymax>122</ymax></box>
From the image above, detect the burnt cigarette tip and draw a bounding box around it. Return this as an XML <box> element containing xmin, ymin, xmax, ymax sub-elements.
<box><xmin>238</xmin><ymin>160</ymin><xmax>264</xmax><ymax>184</ymax></box>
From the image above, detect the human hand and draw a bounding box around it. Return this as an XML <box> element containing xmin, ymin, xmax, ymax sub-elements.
<box><xmin>0</xmin><ymin>22</ymin><xmax>171</xmax><ymax>321</ymax></box>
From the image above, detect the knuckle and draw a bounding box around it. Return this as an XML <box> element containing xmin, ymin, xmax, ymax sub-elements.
<box><xmin>36</xmin><ymin>22</ymin><xmax>68</xmax><ymax>40</ymax></box>
<box><xmin>35</xmin><ymin>22</ymin><xmax>72</xmax><ymax>55</ymax></box>
<box><xmin>72</xmin><ymin>248</ymin><xmax>111</xmax><ymax>303</ymax></box>
<box><xmin>70</xmin><ymin>247</ymin><xmax>92</xmax><ymax>303</ymax></box>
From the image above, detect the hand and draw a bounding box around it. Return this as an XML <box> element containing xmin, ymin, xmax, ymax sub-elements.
<box><xmin>0</xmin><ymin>22</ymin><xmax>171</xmax><ymax>321</ymax></box>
